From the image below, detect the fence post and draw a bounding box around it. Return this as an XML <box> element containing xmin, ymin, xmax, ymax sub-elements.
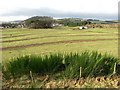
<box><xmin>80</xmin><ymin>67</ymin><xmax>82</xmax><ymax>78</ymax></box>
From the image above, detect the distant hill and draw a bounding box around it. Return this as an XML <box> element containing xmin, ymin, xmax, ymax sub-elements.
<box><xmin>55</xmin><ymin>18</ymin><xmax>118</xmax><ymax>24</ymax></box>
<box><xmin>24</xmin><ymin>16</ymin><xmax>119</xmax><ymax>25</ymax></box>
<box><xmin>24</xmin><ymin>16</ymin><xmax>53</xmax><ymax>22</ymax></box>
<box><xmin>9</xmin><ymin>20</ymin><xmax>23</xmax><ymax>23</ymax></box>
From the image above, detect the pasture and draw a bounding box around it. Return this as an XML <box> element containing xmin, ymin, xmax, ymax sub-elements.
<box><xmin>2</xmin><ymin>27</ymin><xmax>119</xmax><ymax>88</ymax></box>
<box><xmin>2</xmin><ymin>27</ymin><xmax>118</xmax><ymax>63</ymax></box>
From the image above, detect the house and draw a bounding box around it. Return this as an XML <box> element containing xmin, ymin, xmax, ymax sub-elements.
<box><xmin>0</xmin><ymin>26</ymin><xmax>4</xmax><ymax>29</ymax></box>
<box><xmin>17</xmin><ymin>24</ymin><xmax>25</xmax><ymax>28</ymax></box>
<box><xmin>52</xmin><ymin>23</ymin><xmax>63</xmax><ymax>27</ymax></box>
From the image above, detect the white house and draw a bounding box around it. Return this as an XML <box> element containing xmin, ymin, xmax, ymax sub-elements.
<box><xmin>52</xmin><ymin>23</ymin><xmax>63</xmax><ymax>27</ymax></box>
<box><xmin>0</xmin><ymin>26</ymin><xmax>4</xmax><ymax>29</ymax></box>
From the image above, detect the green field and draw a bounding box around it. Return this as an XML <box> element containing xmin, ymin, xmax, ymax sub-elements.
<box><xmin>2</xmin><ymin>27</ymin><xmax>118</xmax><ymax>63</ymax></box>
<box><xmin>2</xmin><ymin>27</ymin><xmax>119</xmax><ymax>88</ymax></box>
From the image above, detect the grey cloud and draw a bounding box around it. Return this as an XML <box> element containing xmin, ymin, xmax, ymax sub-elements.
<box><xmin>0</xmin><ymin>8</ymin><xmax>117</xmax><ymax>20</ymax></box>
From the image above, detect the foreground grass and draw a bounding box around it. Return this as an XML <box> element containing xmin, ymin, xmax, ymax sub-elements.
<box><xmin>3</xmin><ymin>51</ymin><xmax>119</xmax><ymax>80</ymax></box>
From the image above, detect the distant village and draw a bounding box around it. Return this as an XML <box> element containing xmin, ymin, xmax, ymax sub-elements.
<box><xmin>0</xmin><ymin>16</ymin><xmax>118</xmax><ymax>29</ymax></box>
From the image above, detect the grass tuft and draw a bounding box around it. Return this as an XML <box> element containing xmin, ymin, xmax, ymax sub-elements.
<box><xmin>2</xmin><ymin>51</ymin><xmax>119</xmax><ymax>80</ymax></box>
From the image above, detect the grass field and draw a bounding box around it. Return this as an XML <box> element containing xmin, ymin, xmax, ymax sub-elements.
<box><xmin>2</xmin><ymin>26</ymin><xmax>119</xmax><ymax>88</ymax></box>
<box><xmin>2</xmin><ymin>27</ymin><xmax>118</xmax><ymax>63</ymax></box>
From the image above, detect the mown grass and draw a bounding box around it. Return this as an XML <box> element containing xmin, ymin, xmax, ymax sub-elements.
<box><xmin>2</xmin><ymin>36</ymin><xmax>117</xmax><ymax>48</ymax></box>
<box><xmin>3</xmin><ymin>51</ymin><xmax>119</xmax><ymax>80</ymax></box>
<box><xmin>2</xmin><ymin>27</ymin><xmax>118</xmax><ymax>63</ymax></box>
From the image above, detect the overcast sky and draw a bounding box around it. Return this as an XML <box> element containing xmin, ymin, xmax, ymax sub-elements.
<box><xmin>0</xmin><ymin>0</ymin><xmax>119</xmax><ymax>21</ymax></box>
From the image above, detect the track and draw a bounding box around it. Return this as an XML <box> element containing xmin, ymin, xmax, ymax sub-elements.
<box><xmin>1</xmin><ymin>38</ymin><xmax>117</xmax><ymax>50</ymax></box>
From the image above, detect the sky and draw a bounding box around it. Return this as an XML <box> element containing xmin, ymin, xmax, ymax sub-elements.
<box><xmin>0</xmin><ymin>0</ymin><xmax>119</xmax><ymax>21</ymax></box>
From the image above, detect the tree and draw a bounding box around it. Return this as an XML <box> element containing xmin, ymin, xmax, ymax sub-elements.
<box><xmin>25</xmin><ymin>16</ymin><xmax>53</xmax><ymax>29</ymax></box>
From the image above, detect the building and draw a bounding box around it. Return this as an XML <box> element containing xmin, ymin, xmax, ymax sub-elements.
<box><xmin>52</xmin><ymin>23</ymin><xmax>63</xmax><ymax>27</ymax></box>
<box><xmin>0</xmin><ymin>26</ymin><xmax>4</xmax><ymax>29</ymax></box>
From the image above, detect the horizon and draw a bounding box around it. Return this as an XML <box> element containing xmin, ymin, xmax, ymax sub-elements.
<box><xmin>0</xmin><ymin>16</ymin><xmax>118</xmax><ymax>22</ymax></box>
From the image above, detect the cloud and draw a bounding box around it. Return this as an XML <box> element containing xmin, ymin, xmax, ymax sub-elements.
<box><xmin>0</xmin><ymin>8</ymin><xmax>117</xmax><ymax>20</ymax></box>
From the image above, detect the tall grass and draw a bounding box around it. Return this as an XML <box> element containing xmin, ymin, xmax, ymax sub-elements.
<box><xmin>65</xmin><ymin>51</ymin><xmax>119</xmax><ymax>79</ymax></box>
<box><xmin>3</xmin><ymin>54</ymin><xmax>64</xmax><ymax>79</ymax></box>
<box><xmin>2</xmin><ymin>51</ymin><xmax>119</xmax><ymax>80</ymax></box>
